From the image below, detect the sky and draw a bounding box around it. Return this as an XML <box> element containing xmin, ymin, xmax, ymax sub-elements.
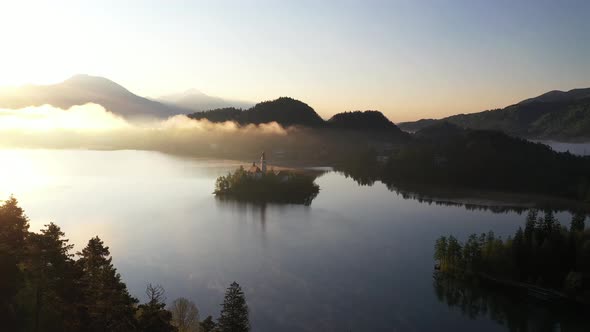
<box><xmin>0</xmin><ymin>0</ymin><xmax>589</xmax><ymax>122</ymax></box>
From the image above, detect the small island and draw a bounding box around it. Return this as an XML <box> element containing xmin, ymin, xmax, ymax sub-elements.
<box><xmin>214</xmin><ymin>152</ymin><xmax>320</xmax><ymax>205</ymax></box>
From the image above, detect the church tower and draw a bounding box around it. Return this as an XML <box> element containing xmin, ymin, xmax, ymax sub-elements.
<box><xmin>260</xmin><ymin>151</ymin><xmax>267</xmax><ymax>173</ymax></box>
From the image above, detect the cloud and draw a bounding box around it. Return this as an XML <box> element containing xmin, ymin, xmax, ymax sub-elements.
<box><xmin>0</xmin><ymin>103</ymin><xmax>290</xmax><ymax>154</ymax></box>
<box><xmin>0</xmin><ymin>103</ymin><xmax>130</xmax><ymax>131</ymax></box>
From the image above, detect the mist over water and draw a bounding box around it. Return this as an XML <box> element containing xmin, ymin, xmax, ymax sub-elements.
<box><xmin>0</xmin><ymin>103</ymin><xmax>289</xmax><ymax>152</ymax></box>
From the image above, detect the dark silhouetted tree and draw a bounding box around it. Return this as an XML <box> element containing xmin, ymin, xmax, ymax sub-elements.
<box><xmin>25</xmin><ymin>223</ymin><xmax>78</xmax><ymax>331</ymax></box>
<box><xmin>77</xmin><ymin>236</ymin><xmax>138</xmax><ymax>332</ymax></box>
<box><xmin>0</xmin><ymin>195</ymin><xmax>30</xmax><ymax>329</ymax></box>
<box><xmin>137</xmin><ymin>284</ymin><xmax>177</xmax><ymax>332</ymax></box>
<box><xmin>200</xmin><ymin>315</ymin><xmax>217</xmax><ymax>332</ymax></box>
<box><xmin>218</xmin><ymin>282</ymin><xmax>249</xmax><ymax>332</ymax></box>
<box><xmin>570</xmin><ymin>212</ymin><xmax>586</xmax><ymax>233</ymax></box>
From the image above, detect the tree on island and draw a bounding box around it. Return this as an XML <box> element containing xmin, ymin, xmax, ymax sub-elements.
<box><xmin>218</xmin><ymin>282</ymin><xmax>250</xmax><ymax>332</ymax></box>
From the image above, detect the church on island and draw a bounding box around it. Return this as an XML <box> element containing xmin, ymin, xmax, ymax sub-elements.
<box><xmin>248</xmin><ymin>151</ymin><xmax>268</xmax><ymax>177</ymax></box>
<box><xmin>247</xmin><ymin>152</ymin><xmax>291</xmax><ymax>181</ymax></box>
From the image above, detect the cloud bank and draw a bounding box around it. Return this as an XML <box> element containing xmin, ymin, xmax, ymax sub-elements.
<box><xmin>0</xmin><ymin>103</ymin><xmax>291</xmax><ymax>157</ymax></box>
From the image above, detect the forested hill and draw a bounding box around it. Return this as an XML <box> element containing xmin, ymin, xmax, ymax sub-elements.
<box><xmin>189</xmin><ymin>98</ymin><xmax>407</xmax><ymax>136</ymax></box>
<box><xmin>328</xmin><ymin>110</ymin><xmax>402</xmax><ymax>132</ymax></box>
<box><xmin>383</xmin><ymin>122</ymin><xmax>590</xmax><ymax>202</ymax></box>
<box><xmin>188</xmin><ymin>97</ymin><xmax>324</xmax><ymax>127</ymax></box>
<box><xmin>397</xmin><ymin>87</ymin><xmax>590</xmax><ymax>141</ymax></box>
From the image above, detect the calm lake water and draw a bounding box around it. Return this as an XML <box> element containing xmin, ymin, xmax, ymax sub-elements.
<box><xmin>0</xmin><ymin>149</ymin><xmax>587</xmax><ymax>331</ymax></box>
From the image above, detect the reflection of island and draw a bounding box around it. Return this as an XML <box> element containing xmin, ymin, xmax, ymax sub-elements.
<box><xmin>433</xmin><ymin>272</ymin><xmax>590</xmax><ymax>331</ymax></box>
<box><xmin>214</xmin><ymin>152</ymin><xmax>320</xmax><ymax>205</ymax></box>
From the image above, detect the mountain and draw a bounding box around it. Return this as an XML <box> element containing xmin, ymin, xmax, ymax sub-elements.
<box><xmin>0</xmin><ymin>74</ymin><xmax>191</xmax><ymax>119</ymax></box>
<box><xmin>157</xmin><ymin>89</ymin><xmax>253</xmax><ymax>112</ymax></box>
<box><xmin>189</xmin><ymin>97</ymin><xmax>325</xmax><ymax>128</ymax></box>
<box><xmin>397</xmin><ymin>87</ymin><xmax>590</xmax><ymax>141</ymax></box>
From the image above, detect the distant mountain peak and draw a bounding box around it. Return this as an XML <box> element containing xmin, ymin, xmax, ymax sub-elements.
<box><xmin>0</xmin><ymin>74</ymin><xmax>190</xmax><ymax>119</ymax></box>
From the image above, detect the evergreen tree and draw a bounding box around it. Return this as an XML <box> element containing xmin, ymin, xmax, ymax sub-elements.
<box><xmin>200</xmin><ymin>315</ymin><xmax>217</xmax><ymax>332</ymax></box>
<box><xmin>137</xmin><ymin>284</ymin><xmax>177</xmax><ymax>332</ymax></box>
<box><xmin>570</xmin><ymin>212</ymin><xmax>586</xmax><ymax>233</ymax></box>
<box><xmin>434</xmin><ymin>236</ymin><xmax>448</xmax><ymax>269</ymax></box>
<box><xmin>0</xmin><ymin>195</ymin><xmax>30</xmax><ymax>329</ymax></box>
<box><xmin>524</xmin><ymin>209</ymin><xmax>537</xmax><ymax>247</ymax></box>
<box><xmin>218</xmin><ymin>282</ymin><xmax>250</xmax><ymax>332</ymax></box>
<box><xmin>77</xmin><ymin>236</ymin><xmax>138</xmax><ymax>332</ymax></box>
<box><xmin>25</xmin><ymin>223</ymin><xmax>78</xmax><ymax>331</ymax></box>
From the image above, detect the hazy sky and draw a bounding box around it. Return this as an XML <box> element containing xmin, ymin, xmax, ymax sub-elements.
<box><xmin>1</xmin><ymin>0</ymin><xmax>589</xmax><ymax>121</ymax></box>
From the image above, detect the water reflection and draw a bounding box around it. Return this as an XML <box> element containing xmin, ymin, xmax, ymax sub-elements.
<box><xmin>214</xmin><ymin>199</ymin><xmax>269</xmax><ymax>232</ymax></box>
<box><xmin>432</xmin><ymin>272</ymin><xmax>590</xmax><ymax>331</ymax></box>
<box><xmin>336</xmin><ymin>168</ymin><xmax>590</xmax><ymax>213</ymax></box>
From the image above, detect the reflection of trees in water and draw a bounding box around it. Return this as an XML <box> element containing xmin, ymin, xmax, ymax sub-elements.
<box><xmin>433</xmin><ymin>272</ymin><xmax>590</xmax><ymax>331</ymax></box>
<box><xmin>336</xmin><ymin>164</ymin><xmax>587</xmax><ymax>213</ymax></box>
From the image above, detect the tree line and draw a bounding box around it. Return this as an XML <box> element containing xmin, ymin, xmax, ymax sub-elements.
<box><xmin>434</xmin><ymin>210</ymin><xmax>590</xmax><ymax>302</ymax></box>
<box><xmin>0</xmin><ymin>196</ymin><xmax>250</xmax><ymax>332</ymax></box>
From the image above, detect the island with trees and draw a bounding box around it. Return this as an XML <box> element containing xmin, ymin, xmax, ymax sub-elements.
<box><xmin>214</xmin><ymin>153</ymin><xmax>320</xmax><ymax>205</ymax></box>
<box><xmin>433</xmin><ymin>210</ymin><xmax>590</xmax><ymax>305</ymax></box>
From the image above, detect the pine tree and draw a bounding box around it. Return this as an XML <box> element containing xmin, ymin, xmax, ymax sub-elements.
<box><xmin>218</xmin><ymin>282</ymin><xmax>250</xmax><ymax>332</ymax></box>
<box><xmin>570</xmin><ymin>212</ymin><xmax>586</xmax><ymax>233</ymax></box>
<box><xmin>77</xmin><ymin>236</ymin><xmax>138</xmax><ymax>332</ymax></box>
<box><xmin>200</xmin><ymin>315</ymin><xmax>217</xmax><ymax>332</ymax></box>
<box><xmin>0</xmin><ymin>195</ymin><xmax>30</xmax><ymax>329</ymax></box>
<box><xmin>25</xmin><ymin>223</ymin><xmax>77</xmax><ymax>331</ymax></box>
<box><xmin>137</xmin><ymin>284</ymin><xmax>177</xmax><ymax>332</ymax></box>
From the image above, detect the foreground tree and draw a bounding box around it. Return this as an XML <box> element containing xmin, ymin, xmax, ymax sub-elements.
<box><xmin>77</xmin><ymin>236</ymin><xmax>138</xmax><ymax>332</ymax></box>
<box><xmin>200</xmin><ymin>315</ymin><xmax>217</xmax><ymax>332</ymax></box>
<box><xmin>170</xmin><ymin>297</ymin><xmax>200</xmax><ymax>332</ymax></box>
<box><xmin>25</xmin><ymin>223</ymin><xmax>79</xmax><ymax>331</ymax></box>
<box><xmin>137</xmin><ymin>284</ymin><xmax>177</xmax><ymax>332</ymax></box>
<box><xmin>0</xmin><ymin>196</ymin><xmax>30</xmax><ymax>329</ymax></box>
<box><xmin>217</xmin><ymin>282</ymin><xmax>249</xmax><ymax>332</ymax></box>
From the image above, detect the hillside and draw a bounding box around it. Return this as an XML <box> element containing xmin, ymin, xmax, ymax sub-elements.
<box><xmin>383</xmin><ymin>123</ymin><xmax>590</xmax><ymax>201</ymax></box>
<box><xmin>189</xmin><ymin>102</ymin><xmax>410</xmax><ymax>137</ymax></box>
<box><xmin>189</xmin><ymin>97</ymin><xmax>325</xmax><ymax>127</ymax></box>
<box><xmin>398</xmin><ymin>88</ymin><xmax>590</xmax><ymax>141</ymax></box>
<box><xmin>0</xmin><ymin>74</ymin><xmax>191</xmax><ymax>119</ymax></box>
<box><xmin>328</xmin><ymin>110</ymin><xmax>401</xmax><ymax>132</ymax></box>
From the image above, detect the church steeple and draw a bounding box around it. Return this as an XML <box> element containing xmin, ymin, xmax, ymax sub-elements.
<box><xmin>260</xmin><ymin>151</ymin><xmax>267</xmax><ymax>173</ymax></box>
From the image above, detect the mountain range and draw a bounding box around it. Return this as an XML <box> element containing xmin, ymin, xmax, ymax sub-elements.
<box><xmin>1</xmin><ymin>74</ymin><xmax>588</xmax><ymax>140</ymax></box>
<box><xmin>0</xmin><ymin>74</ymin><xmax>251</xmax><ymax>120</ymax></box>
<box><xmin>0</xmin><ymin>75</ymin><xmax>192</xmax><ymax>119</ymax></box>
<box><xmin>398</xmin><ymin>88</ymin><xmax>590</xmax><ymax>141</ymax></box>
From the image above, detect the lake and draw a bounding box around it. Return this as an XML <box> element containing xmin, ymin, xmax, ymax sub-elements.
<box><xmin>0</xmin><ymin>149</ymin><xmax>587</xmax><ymax>331</ymax></box>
